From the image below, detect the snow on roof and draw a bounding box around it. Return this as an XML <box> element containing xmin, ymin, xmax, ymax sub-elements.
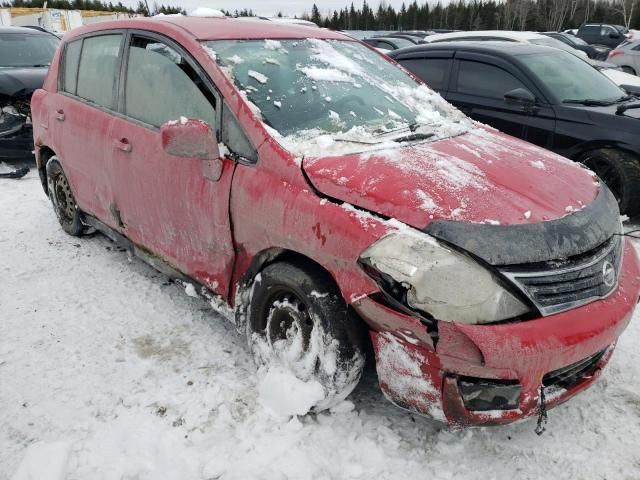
<box><xmin>426</xmin><ymin>30</ymin><xmax>548</xmax><ymax>43</ymax></box>
<box><xmin>188</xmin><ymin>7</ymin><xmax>225</xmax><ymax>17</ymax></box>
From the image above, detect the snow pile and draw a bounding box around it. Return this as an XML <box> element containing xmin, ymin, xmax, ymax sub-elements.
<box><xmin>258</xmin><ymin>366</ymin><xmax>326</xmax><ymax>416</ymax></box>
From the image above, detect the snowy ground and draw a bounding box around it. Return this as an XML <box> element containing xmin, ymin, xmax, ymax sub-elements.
<box><xmin>1</xmin><ymin>172</ymin><xmax>640</xmax><ymax>480</ymax></box>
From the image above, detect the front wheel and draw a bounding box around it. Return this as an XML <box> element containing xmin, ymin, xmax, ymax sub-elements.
<box><xmin>46</xmin><ymin>157</ymin><xmax>85</xmax><ymax>236</ymax></box>
<box><xmin>580</xmin><ymin>148</ymin><xmax>640</xmax><ymax>217</ymax></box>
<box><xmin>247</xmin><ymin>261</ymin><xmax>366</xmax><ymax>412</ymax></box>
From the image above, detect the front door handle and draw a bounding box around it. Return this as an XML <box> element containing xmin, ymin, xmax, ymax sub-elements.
<box><xmin>113</xmin><ymin>138</ymin><xmax>132</xmax><ymax>153</ymax></box>
<box><xmin>55</xmin><ymin>109</ymin><xmax>65</xmax><ymax>121</ymax></box>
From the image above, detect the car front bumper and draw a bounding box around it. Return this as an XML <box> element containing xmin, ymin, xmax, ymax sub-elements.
<box><xmin>354</xmin><ymin>238</ymin><xmax>640</xmax><ymax>426</ymax></box>
<box><xmin>0</xmin><ymin>123</ymin><xmax>34</xmax><ymax>162</ymax></box>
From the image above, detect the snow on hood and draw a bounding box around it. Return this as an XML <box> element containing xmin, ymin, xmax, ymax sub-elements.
<box><xmin>302</xmin><ymin>125</ymin><xmax>600</xmax><ymax>228</ymax></box>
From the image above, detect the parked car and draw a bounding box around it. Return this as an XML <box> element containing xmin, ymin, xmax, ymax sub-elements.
<box><xmin>0</xmin><ymin>26</ymin><xmax>58</xmax><ymax>162</ymax></box>
<box><xmin>390</xmin><ymin>41</ymin><xmax>640</xmax><ymax>215</ymax></box>
<box><xmin>363</xmin><ymin>36</ymin><xmax>417</xmax><ymax>51</ymax></box>
<box><xmin>577</xmin><ymin>23</ymin><xmax>629</xmax><ymax>49</ymax></box>
<box><xmin>420</xmin><ymin>30</ymin><xmax>632</xmax><ymax>89</ymax></box>
<box><xmin>32</xmin><ymin>17</ymin><xmax>640</xmax><ymax>427</ymax></box>
<box><xmin>608</xmin><ymin>39</ymin><xmax>640</xmax><ymax>75</ymax></box>
<box><xmin>541</xmin><ymin>31</ymin><xmax>610</xmax><ymax>60</ymax></box>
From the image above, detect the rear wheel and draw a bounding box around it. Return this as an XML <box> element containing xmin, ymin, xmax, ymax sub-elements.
<box><xmin>580</xmin><ymin>148</ymin><xmax>640</xmax><ymax>217</ymax></box>
<box><xmin>247</xmin><ymin>261</ymin><xmax>366</xmax><ymax>411</ymax></box>
<box><xmin>46</xmin><ymin>158</ymin><xmax>85</xmax><ymax>236</ymax></box>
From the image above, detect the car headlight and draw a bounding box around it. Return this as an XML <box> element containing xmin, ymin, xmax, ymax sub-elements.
<box><xmin>359</xmin><ymin>231</ymin><xmax>530</xmax><ymax>324</ymax></box>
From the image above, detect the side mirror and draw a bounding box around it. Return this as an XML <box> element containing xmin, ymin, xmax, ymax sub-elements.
<box><xmin>620</xmin><ymin>84</ymin><xmax>640</xmax><ymax>96</ymax></box>
<box><xmin>609</xmin><ymin>32</ymin><xmax>620</xmax><ymax>39</ymax></box>
<box><xmin>504</xmin><ymin>88</ymin><xmax>536</xmax><ymax>107</ymax></box>
<box><xmin>160</xmin><ymin>118</ymin><xmax>219</xmax><ymax>160</ymax></box>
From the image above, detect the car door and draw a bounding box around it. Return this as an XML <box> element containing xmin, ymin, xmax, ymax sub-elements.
<box><xmin>447</xmin><ymin>53</ymin><xmax>555</xmax><ymax>147</ymax></box>
<box><xmin>106</xmin><ymin>31</ymin><xmax>236</xmax><ymax>297</ymax></box>
<box><xmin>50</xmin><ymin>32</ymin><xmax>125</xmax><ymax>223</ymax></box>
<box><xmin>393</xmin><ymin>50</ymin><xmax>454</xmax><ymax>96</ymax></box>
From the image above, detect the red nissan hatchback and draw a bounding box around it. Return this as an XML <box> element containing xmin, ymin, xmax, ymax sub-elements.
<box><xmin>31</xmin><ymin>17</ymin><xmax>640</xmax><ymax>427</ymax></box>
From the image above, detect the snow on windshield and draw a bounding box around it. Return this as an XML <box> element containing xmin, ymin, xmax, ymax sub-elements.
<box><xmin>204</xmin><ymin>38</ymin><xmax>471</xmax><ymax>156</ymax></box>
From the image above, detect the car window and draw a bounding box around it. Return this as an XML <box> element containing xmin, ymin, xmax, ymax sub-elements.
<box><xmin>387</xmin><ymin>38</ymin><xmax>414</xmax><ymax>49</ymax></box>
<box><xmin>124</xmin><ymin>36</ymin><xmax>216</xmax><ymax>129</ymax></box>
<box><xmin>519</xmin><ymin>50</ymin><xmax>624</xmax><ymax>103</ymax></box>
<box><xmin>571</xmin><ymin>36</ymin><xmax>588</xmax><ymax>46</ymax></box>
<box><xmin>456</xmin><ymin>61</ymin><xmax>525</xmax><ymax>99</ymax></box>
<box><xmin>581</xmin><ymin>25</ymin><xmax>599</xmax><ymax>35</ymax></box>
<box><xmin>633</xmin><ymin>43</ymin><xmax>640</xmax><ymax>51</ymax></box>
<box><xmin>221</xmin><ymin>103</ymin><xmax>257</xmax><ymax>163</ymax></box>
<box><xmin>0</xmin><ymin>32</ymin><xmax>58</xmax><ymax>67</ymax></box>
<box><xmin>399</xmin><ymin>58</ymin><xmax>450</xmax><ymax>91</ymax></box>
<box><xmin>378</xmin><ymin>41</ymin><xmax>395</xmax><ymax>50</ymax></box>
<box><xmin>62</xmin><ymin>39</ymin><xmax>82</xmax><ymax>95</ymax></box>
<box><xmin>76</xmin><ymin>34</ymin><xmax>122</xmax><ymax>110</ymax></box>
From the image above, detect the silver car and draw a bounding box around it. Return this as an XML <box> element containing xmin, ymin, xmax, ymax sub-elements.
<box><xmin>608</xmin><ymin>39</ymin><xmax>640</xmax><ymax>75</ymax></box>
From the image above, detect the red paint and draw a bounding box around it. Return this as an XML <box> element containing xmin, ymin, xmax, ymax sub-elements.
<box><xmin>31</xmin><ymin>17</ymin><xmax>640</xmax><ymax>427</ymax></box>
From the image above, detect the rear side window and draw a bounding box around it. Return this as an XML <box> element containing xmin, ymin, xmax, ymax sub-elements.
<box><xmin>399</xmin><ymin>58</ymin><xmax>450</xmax><ymax>91</ymax></box>
<box><xmin>124</xmin><ymin>36</ymin><xmax>216</xmax><ymax>129</ymax></box>
<box><xmin>456</xmin><ymin>61</ymin><xmax>525</xmax><ymax>99</ymax></box>
<box><xmin>62</xmin><ymin>39</ymin><xmax>82</xmax><ymax>94</ymax></box>
<box><xmin>76</xmin><ymin>34</ymin><xmax>122</xmax><ymax>110</ymax></box>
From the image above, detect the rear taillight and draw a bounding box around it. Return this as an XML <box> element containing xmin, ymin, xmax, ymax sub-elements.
<box><xmin>609</xmin><ymin>49</ymin><xmax>623</xmax><ymax>58</ymax></box>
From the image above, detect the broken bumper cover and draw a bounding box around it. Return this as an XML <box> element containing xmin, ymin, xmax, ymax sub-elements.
<box><xmin>355</xmin><ymin>239</ymin><xmax>640</xmax><ymax>426</ymax></box>
<box><xmin>0</xmin><ymin>124</ymin><xmax>34</xmax><ymax>162</ymax></box>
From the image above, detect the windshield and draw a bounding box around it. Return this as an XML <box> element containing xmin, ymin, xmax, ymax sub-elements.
<box><xmin>0</xmin><ymin>33</ymin><xmax>59</xmax><ymax>67</ymax></box>
<box><xmin>204</xmin><ymin>38</ymin><xmax>470</xmax><ymax>156</ymax></box>
<box><xmin>520</xmin><ymin>51</ymin><xmax>625</xmax><ymax>103</ymax></box>
<box><xmin>530</xmin><ymin>37</ymin><xmax>583</xmax><ymax>56</ymax></box>
<box><xmin>385</xmin><ymin>38</ymin><xmax>414</xmax><ymax>48</ymax></box>
<box><xmin>568</xmin><ymin>35</ymin><xmax>588</xmax><ymax>46</ymax></box>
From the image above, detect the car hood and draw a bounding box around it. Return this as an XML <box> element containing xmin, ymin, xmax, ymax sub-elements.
<box><xmin>302</xmin><ymin>126</ymin><xmax>600</xmax><ymax>229</ymax></box>
<box><xmin>0</xmin><ymin>66</ymin><xmax>48</xmax><ymax>98</ymax></box>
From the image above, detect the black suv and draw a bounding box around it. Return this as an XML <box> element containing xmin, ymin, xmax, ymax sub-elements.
<box><xmin>0</xmin><ymin>26</ymin><xmax>58</xmax><ymax>162</ymax></box>
<box><xmin>389</xmin><ymin>42</ymin><xmax>640</xmax><ymax>216</ymax></box>
<box><xmin>577</xmin><ymin>24</ymin><xmax>628</xmax><ymax>49</ymax></box>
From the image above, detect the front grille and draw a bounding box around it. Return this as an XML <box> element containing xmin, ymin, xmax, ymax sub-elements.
<box><xmin>543</xmin><ymin>348</ymin><xmax>607</xmax><ymax>388</ymax></box>
<box><xmin>500</xmin><ymin>236</ymin><xmax>623</xmax><ymax>316</ymax></box>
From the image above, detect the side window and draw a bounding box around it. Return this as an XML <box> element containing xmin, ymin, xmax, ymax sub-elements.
<box><xmin>124</xmin><ymin>36</ymin><xmax>216</xmax><ymax>129</ymax></box>
<box><xmin>633</xmin><ymin>43</ymin><xmax>640</xmax><ymax>51</ymax></box>
<box><xmin>76</xmin><ymin>34</ymin><xmax>122</xmax><ymax>110</ymax></box>
<box><xmin>222</xmin><ymin>103</ymin><xmax>257</xmax><ymax>163</ymax></box>
<box><xmin>457</xmin><ymin>61</ymin><xmax>525</xmax><ymax>99</ymax></box>
<box><xmin>378</xmin><ymin>41</ymin><xmax>394</xmax><ymax>50</ymax></box>
<box><xmin>399</xmin><ymin>58</ymin><xmax>451</xmax><ymax>91</ymax></box>
<box><xmin>62</xmin><ymin>39</ymin><xmax>82</xmax><ymax>94</ymax></box>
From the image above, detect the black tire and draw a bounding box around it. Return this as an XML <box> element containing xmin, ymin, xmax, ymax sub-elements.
<box><xmin>46</xmin><ymin>157</ymin><xmax>85</xmax><ymax>236</ymax></box>
<box><xmin>580</xmin><ymin>148</ymin><xmax>640</xmax><ymax>217</ymax></box>
<box><xmin>621</xmin><ymin>66</ymin><xmax>637</xmax><ymax>75</ymax></box>
<box><xmin>247</xmin><ymin>261</ymin><xmax>365</xmax><ymax>411</ymax></box>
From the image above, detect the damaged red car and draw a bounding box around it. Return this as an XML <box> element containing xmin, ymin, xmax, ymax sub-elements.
<box><xmin>31</xmin><ymin>17</ymin><xmax>640</xmax><ymax>427</ymax></box>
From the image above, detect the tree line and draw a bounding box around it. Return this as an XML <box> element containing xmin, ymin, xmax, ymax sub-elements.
<box><xmin>306</xmin><ymin>0</ymin><xmax>639</xmax><ymax>32</ymax></box>
<box><xmin>0</xmin><ymin>0</ymin><xmax>184</xmax><ymax>15</ymax></box>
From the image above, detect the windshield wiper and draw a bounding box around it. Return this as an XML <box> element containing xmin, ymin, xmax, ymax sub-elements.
<box><xmin>562</xmin><ymin>99</ymin><xmax>615</xmax><ymax>106</ymax></box>
<box><xmin>372</xmin><ymin>122</ymin><xmax>420</xmax><ymax>137</ymax></box>
<box><xmin>392</xmin><ymin>132</ymin><xmax>435</xmax><ymax>143</ymax></box>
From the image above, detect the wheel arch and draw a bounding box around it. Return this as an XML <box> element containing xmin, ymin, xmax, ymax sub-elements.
<box><xmin>36</xmin><ymin>146</ymin><xmax>57</xmax><ymax>195</ymax></box>
<box><xmin>569</xmin><ymin>141</ymin><xmax>639</xmax><ymax>164</ymax></box>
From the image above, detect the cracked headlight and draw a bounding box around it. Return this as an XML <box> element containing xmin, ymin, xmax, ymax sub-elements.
<box><xmin>359</xmin><ymin>231</ymin><xmax>529</xmax><ymax>324</ymax></box>
<box><xmin>0</xmin><ymin>106</ymin><xmax>25</xmax><ymax>137</ymax></box>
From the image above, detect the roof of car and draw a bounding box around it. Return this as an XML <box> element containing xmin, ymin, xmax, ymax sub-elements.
<box><xmin>389</xmin><ymin>40</ymin><xmax>557</xmax><ymax>58</ymax></box>
<box><xmin>425</xmin><ymin>30</ymin><xmax>548</xmax><ymax>43</ymax></box>
<box><xmin>0</xmin><ymin>26</ymin><xmax>49</xmax><ymax>34</ymax></box>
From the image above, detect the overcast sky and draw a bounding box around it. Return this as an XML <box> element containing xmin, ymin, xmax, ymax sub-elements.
<box><xmin>141</xmin><ymin>0</ymin><xmax>444</xmax><ymax>17</ymax></box>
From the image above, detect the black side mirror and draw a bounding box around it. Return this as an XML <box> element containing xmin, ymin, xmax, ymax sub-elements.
<box><xmin>504</xmin><ymin>88</ymin><xmax>536</xmax><ymax>107</ymax></box>
<box><xmin>620</xmin><ymin>84</ymin><xmax>640</xmax><ymax>96</ymax></box>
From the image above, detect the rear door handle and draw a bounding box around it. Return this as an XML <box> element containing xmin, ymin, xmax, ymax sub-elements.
<box><xmin>55</xmin><ymin>109</ymin><xmax>65</xmax><ymax>121</ymax></box>
<box><xmin>113</xmin><ymin>138</ymin><xmax>132</xmax><ymax>153</ymax></box>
